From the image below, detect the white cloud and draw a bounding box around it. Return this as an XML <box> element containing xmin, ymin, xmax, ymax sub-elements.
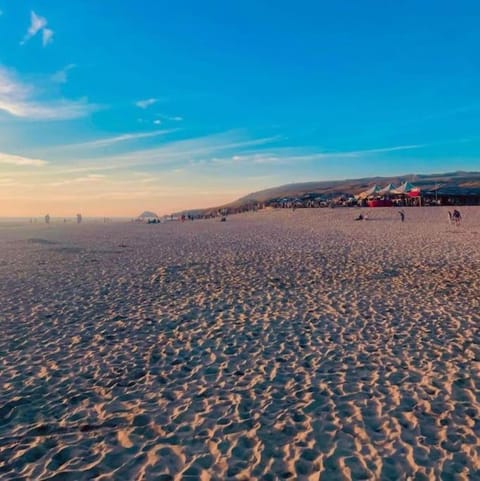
<box><xmin>43</xmin><ymin>131</ymin><xmax>428</xmax><ymax>178</ymax></box>
<box><xmin>153</xmin><ymin>119</ymin><xmax>162</xmax><ymax>125</ymax></box>
<box><xmin>55</xmin><ymin>129</ymin><xmax>176</xmax><ymax>150</ymax></box>
<box><xmin>0</xmin><ymin>152</ymin><xmax>48</xmax><ymax>166</ymax></box>
<box><xmin>53</xmin><ymin>132</ymin><xmax>280</xmax><ymax>174</ymax></box>
<box><xmin>135</xmin><ymin>98</ymin><xmax>158</xmax><ymax>109</ymax></box>
<box><xmin>358</xmin><ymin>144</ymin><xmax>426</xmax><ymax>154</ymax></box>
<box><xmin>51</xmin><ymin>64</ymin><xmax>77</xmax><ymax>83</ymax></box>
<box><xmin>21</xmin><ymin>11</ymin><xmax>53</xmax><ymax>47</ymax></box>
<box><xmin>0</xmin><ymin>66</ymin><xmax>99</xmax><ymax>120</ymax></box>
<box><xmin>0</xmin><ymin>96</ymin><xmax>97</xmax><ymax>120</ymax></box>
<box><xmin>220</xmin><ymin>144</ymin><xmax>427</xmax><ymax>165</ymax></box>
<box><xmin>50</xmin><ymin>174</ymin><xmax>105</xmax><ymax>187</ymax></box>
<box><xmin>26</xmin><ymin>11</ymin><xmax>47</xmax><ymax>38</ymax></box>
<box><xmin>226</xmin><ymin>153</ymin><xmax>281</xmax><ymax>165</ymax></box>
<box><xmin>0</xmin><ymin>67</ymin><xmax>30</xmax><ymax>98</ymax></box>
<box><xmin>156</xmin><ymin>114</ymin><xmax>183</xmax><ymax>122</ymax></box>
<box><xmin>42</xmin><ymin>28</ymin><xmax>54</xmax><ymax>46</ymax></box>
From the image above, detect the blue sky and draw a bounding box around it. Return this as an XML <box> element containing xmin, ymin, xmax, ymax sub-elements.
<box><xmin>1</xmin><ymin>1</ymin><xmax>480</xmax><ymax>215</ymax></box>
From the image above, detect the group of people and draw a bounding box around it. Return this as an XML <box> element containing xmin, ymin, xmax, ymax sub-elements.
<box><xmin>354</xmin><ymin>208</ymin><xmax>463</xmax><ymax>226</ymax></box>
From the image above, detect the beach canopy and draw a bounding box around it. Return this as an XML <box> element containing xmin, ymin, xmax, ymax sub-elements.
<box><xmin>378</xmin><ymin>183</ymin><xmax>397</xmax><ymax>195</ymax></box>
<box><xmin>357</xmin><ymin>184</ymin><xmax>381</xmax><ymax>199</ymax></box>
<box><xmin>393</xmin><ymin>182</ymin><xmax>417</xmax><ymax>194</ymax></box>
<box><xmin>138</xmin><ymin>211</ymin><xmax>159</xmax><ymax>220</ymax></box>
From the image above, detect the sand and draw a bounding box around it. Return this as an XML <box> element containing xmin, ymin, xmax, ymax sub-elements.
<box><xmin>0</xmin><ymin>207</ymin><xmax>479</xmax><ymax>480</ymax></box>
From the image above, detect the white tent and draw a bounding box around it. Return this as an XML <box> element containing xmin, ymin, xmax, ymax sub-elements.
<box><xmin>378</xmin><ymin>183</ymin><xmax>397</xmax><ymax>195</ymax></box>
<box><xmin>356</xmin><ymin>184</ymin><xmax>381</xmax><ymax>200</ymax></box>
<box><xmin>137</xmin><ymin>211</ymin><xmax>159</xmax><ymax>221</ymax></box>
<box><xmin>393</xmin><ymin>182</ymin><xmax>416</xmax><ymax>194</ymax></box>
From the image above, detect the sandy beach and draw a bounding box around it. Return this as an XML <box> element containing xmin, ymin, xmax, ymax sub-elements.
<box><xmin>0</xmin><ymin>207</ymin><xmax>479</xmax><ymax>481</ymax></box>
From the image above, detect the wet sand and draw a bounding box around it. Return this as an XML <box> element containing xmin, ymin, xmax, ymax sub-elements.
<box><xmin>1</xmin><ymin>207</ymin><xmax>479</xmax><ymax>480</ymax></box>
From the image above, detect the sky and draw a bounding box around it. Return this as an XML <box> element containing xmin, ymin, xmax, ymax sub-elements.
<box><xmin>1</xmin><ymin>1</ymin><xmax>480</xmax><ymax>216</ymax></box>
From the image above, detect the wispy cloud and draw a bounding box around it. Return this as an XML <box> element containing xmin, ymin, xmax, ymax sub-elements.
<box><xmin>0</xmin><ymin>178</ymin><xmax>17</xmax><ymax>186</ymax></box>
<box><xmin>52</xmin><ymin>131</ymin><xmax>281</xmax><ymax>174</ymax></box>
<box><xmin>49</xmin><ymin>174</ymin><xmax>105</xmax><ymax>187</ymax></box>
<box><xmin>0</xmin><ymin>152</ymin><xmax>48</xmax><ymax>166</ymax></box>
<box><xmin>156</xmin><ymin>113</ymin><xmax>183</xmax><ymax>122</ymax></box>
<box><xmin>33</xmin><ymin>132</ymin><xmax>431</xmax><ymax>190</ymax></box>
<box><xmin>208</xmin><ymin>143</ymin><xmax>427</xmax><ymax>166</ymax></box>
<box><xmin>54</xmin><ymin>129</ymin><xmax>176</xmax><ymax>150</ymax></box>
<box><xmin>286</xmin><ymin>143</ymin><xmax>427</xmax><ymax>160</ymax></box>
<box><xmin>0</xmin><ymin>66</ymin><xmax>99</xmax><ymax>120</ymax></box>
<box><xmin>42</xmin><ymin>28</ymin><xmax>54</xmax><ymax>46</ymax></box>
<box><xmin>136</xmin><ymin>98</ymin><xmax>158</xmax><ymax>109</ymax></box>
<box><xmin>229</xmin><ymin>153</ymin><xmax>283</xmax><ymax>165</ymax></box>
<box><xmin>21</xmin><ymin>11</ymin><xmax>53</xmax><ymax>46</ymax></box>
<box><xmin>52</xmin><ymin>64</ymin><xmax>76</xmax><ymax>83</ymax></box>
<box><xmin>355</xmin><ymin>144</ymin><xmax>426</xmax><ymax>155</ymax></box>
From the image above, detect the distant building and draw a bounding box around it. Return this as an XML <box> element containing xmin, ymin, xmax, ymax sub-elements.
<box><xmin>422</xmin><ymin>185</ymin><xmax>480</xmax><ymax>205</ymax></box>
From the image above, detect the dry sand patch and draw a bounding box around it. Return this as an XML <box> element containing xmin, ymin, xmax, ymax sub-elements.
<box><xmin>0</xmin><ymin>208</ymin><xmax>479</xmax><ymax>480</ymax></box>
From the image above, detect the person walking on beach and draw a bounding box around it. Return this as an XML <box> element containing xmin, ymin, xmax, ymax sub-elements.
<box><xmin>448</xmin><ymin>211</ymin><xmax>453</xmax><ymax>225</ymax></box>
<box><xmin>399</xmin><ymin>210</ymin><xmax>405</xmax><ymax>222</ymax></box>
<box><xmin>452</xmin><ymin>209</ymin><xmax>462</xmax><ymax>226</ymax></box>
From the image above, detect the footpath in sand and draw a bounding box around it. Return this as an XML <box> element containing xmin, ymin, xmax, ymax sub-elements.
<box><xmin>0</xmin><ymin>207</ymin><xmax>479</xmax><ymax>480</ymax></box>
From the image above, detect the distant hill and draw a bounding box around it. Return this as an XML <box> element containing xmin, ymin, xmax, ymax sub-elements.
<box><xmin>176</xmin><ymin>171</ymin><xmax>480</xmax><ymax>214</ymax></box>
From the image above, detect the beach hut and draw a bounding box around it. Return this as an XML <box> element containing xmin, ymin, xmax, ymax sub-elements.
<box><xmin>421</xmin><ymin>185</ymin><xmax>480</xmax><ymax>205</ymax></box>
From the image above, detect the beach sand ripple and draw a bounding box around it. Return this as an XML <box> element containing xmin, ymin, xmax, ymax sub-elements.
<box><xmin>0</xmin><ymin>207</ymin><xmax>479</xmax><ymax>480</ymax></box>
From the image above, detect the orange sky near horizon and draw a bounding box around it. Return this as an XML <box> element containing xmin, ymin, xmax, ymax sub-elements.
<box><xmin>0</xmin><ymin>191</ymin><xmax>243</xmax><ymax>217</ymax></box>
